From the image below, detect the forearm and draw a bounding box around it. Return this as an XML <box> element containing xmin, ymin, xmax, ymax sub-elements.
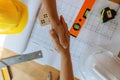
<box><xmin>42</xmin><ymin>0</ymin><xmax>60</xmax><ymax>26</ymax></box>
<box><xmin>60</xmin><ymin>52</ymin><xmax>74</xmax><ymax>80</ymax></box>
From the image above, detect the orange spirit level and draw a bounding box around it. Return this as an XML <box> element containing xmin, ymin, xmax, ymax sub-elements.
<box><xmin>69</xmin><ymin>0</ymin><xmax>96</xmax><ymax>37</ymax></box>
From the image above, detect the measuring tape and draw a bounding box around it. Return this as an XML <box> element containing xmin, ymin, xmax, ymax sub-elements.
<box><xmin>69</xmin><ymin>0</ymin><xmax>96</xmax><ymax>37</ymax></box>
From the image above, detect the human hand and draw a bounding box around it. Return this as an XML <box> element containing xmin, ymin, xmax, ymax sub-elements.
<box><xmin>50</xmin><ymin>15</ymin><xmax>69</xmax><ymax>49</ymax></box>
<box><xmin>49</xmin><ymin>15</ymin><xmax>70</xmax><ymax>56</ymax></box>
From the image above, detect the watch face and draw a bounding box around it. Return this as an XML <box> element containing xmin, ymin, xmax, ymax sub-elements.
<box><xmin>73</xmin><ymin>23</ymin><xmax>81</xmax><ymax>30</ymax></box>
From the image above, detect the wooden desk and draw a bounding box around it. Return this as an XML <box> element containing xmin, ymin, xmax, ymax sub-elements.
<box><xmin>0</xmin><ymin>47</ymin><xmax>60</xmax><ymax>80</ymax></box>
<box><xmin>110</xmin><ymin>0</ymin><xmax>120</xmax><ymax>4</ymax></box>
<box><xmin>0</xmin><ymin>48</ymin><xmax>79</xmax><ymax>80</ymax></box>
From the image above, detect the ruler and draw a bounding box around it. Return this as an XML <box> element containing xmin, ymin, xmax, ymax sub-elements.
<box><xmin>0</xmin><ymin>50</ymin><xmax>43</xmax><ymax>68</ymax></box>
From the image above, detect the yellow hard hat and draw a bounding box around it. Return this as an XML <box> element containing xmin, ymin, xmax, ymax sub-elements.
<box><xmin>0</xmin><ymin>0</ymin><xmax>28</xmax><ymax>34</ymax></box>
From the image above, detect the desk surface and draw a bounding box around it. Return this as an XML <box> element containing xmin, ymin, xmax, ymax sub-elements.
<box><xmin>111</xmin><ymin>0</ymin><xmax>120</xmax><ymax>4</ymax></box>
<box><xmin>0</xmin><ymin>48</ymin><xmax>79</xmax><ymax>80</ymax></box>
<box><xmin>0</xmin><ymin>47</ymin><xmax>60</xmax><ymax>80</ymax></box>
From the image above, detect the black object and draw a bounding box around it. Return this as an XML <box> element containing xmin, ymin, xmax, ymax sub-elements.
<box><xmin>101</xmin><ymin>7</ymin><xmax>117</xmax><ymax>23</ymax></box>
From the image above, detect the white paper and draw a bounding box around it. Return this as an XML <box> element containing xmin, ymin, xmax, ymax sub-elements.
<box><xmin>78</xmin><ymin>0</ymin><xmax>120</xmax><ymax>54</ymax></box>
<box><xmin>24</xmin><ymin>0</ymin><xmax>85</xmax><ymax>78</ymax></box>
<box><xmin>24</xmin><ymin>0</ymin><xmax>120</xmax><ymax>79</ymax></box>
<box><xmin>0</xmin><ymin>0</ymin><xmax>41</xmax><ymax>53</ymax></box>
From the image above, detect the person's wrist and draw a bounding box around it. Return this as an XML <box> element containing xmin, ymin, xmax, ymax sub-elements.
<box><xmin>50</xmin><ymin>17</ymin><xmax>60</xmax><ymax>28</ymax></box>
<box><xmin>60</xmin><ymin>51</ymin><xmax>71</xmax><ymax>59</ymax></box>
